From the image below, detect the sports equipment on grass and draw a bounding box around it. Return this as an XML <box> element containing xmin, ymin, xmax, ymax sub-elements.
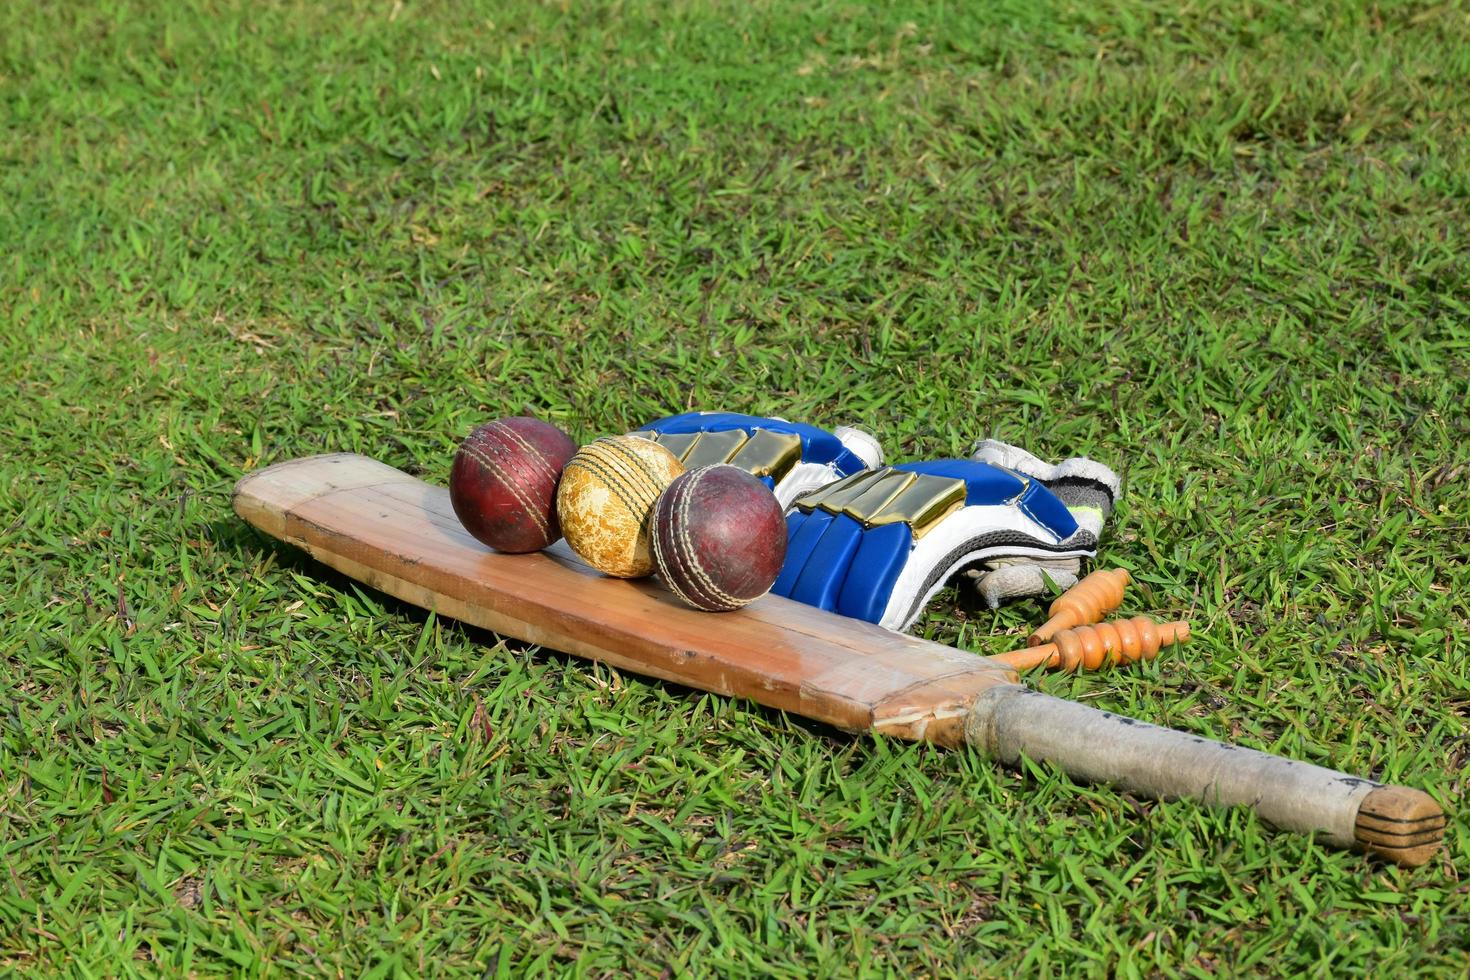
<box><xmin>775</xmin><ymin>459</ymin><xmax>1108</xmax><ymax>631</ymax></box>
<box><xmin>651</xmin><ymin>464</ymin><xmax>787</xmax><ymax>612</ymax></box>
<box><xmin>449</xmin><ymin>417</ymin><xmax>578</xmax><ymax>554</ymax></box>
<box><xmin>232</xmin><ymin>454</ymin><xmax>1447</xmax><ymax>868</ymax></box>
<box><xmin>636</xmin><ymin>413</ymin><xmax>1126</xmax><ymax>626</ymax></box>
<box><xmin>555</xmin><ymin>435</ymin><xmax>684</xmax><ymax>577</ymax></box>
<box><xmin>1028</xmin><ymin>567</ymin><xmax>1132</xmax><ymax>646</ymax></box>
<box><xmin>991</xmin><ymin>616</ymin><xmax>1188</xmax><ymax>673</ymax></box>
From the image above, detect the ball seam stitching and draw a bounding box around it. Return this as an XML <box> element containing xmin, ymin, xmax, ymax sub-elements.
<box><xmin>458</xmin><ymin>441</ymin><xmax>549</xmax><ymax>538</ymax></box>
<box><xmin>489</xmin><ymin>421</ymin><xmax>563</xmax><ymax>488</ymax></box>
<box><xmin>676</xmin><ymin>470</ymin><xmax>743</xmax><ymax>609</ymax></box>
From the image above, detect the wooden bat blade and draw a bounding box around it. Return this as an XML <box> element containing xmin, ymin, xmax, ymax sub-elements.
<box><xmin>232</xmin><ymin>453</ymin><xmax>1018</xmax><ymax>746</ymax></box>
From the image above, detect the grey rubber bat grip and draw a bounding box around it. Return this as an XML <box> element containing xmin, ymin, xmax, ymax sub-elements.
<box><xmin>965</xmin><ymin>685</ymin><xmax>1377</xmax><ymax>846</ymax></box>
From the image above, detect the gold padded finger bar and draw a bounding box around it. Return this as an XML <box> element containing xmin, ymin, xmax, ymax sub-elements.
<box><xmin>794</xmin><ymin>468</ymin><xmax>967</xmax><ymax>539</ymax></box>
<box><xmin>841</xmin><ymin>470</ymin><xmax>915</xmax><ymax>521</ymax></box>
<box><xmin>867</xmin><ymin>474</ymin><xmax>967</xmax><ymax>537</ymax></box>
<box><xmin>680</xmin><ymin>429</ymin><xmax>750</xmax><ymax>469</ymax></box>
<box><xmin>795</xmin><ymin>469</ymin><xmax>887</xmax><ymax>514</ymax></box>
<box><xmin>728</xmin><ymin>429</ymin><xmax>804</xmax><ymax>483</ymax></box>
<box><xmin>637</xmin><ymin>431</ymin><xmax>699</xmax><ymax>460</ymax></box>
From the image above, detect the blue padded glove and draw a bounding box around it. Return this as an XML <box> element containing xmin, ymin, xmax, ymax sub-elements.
<box><xmin>630</xmin><ymin>411</ymin><xmax>883</xmax><ymax>509</ymax></box>
<box><xmin>632</xmin><ymin>413</ymin><xmax>1119</xmax><ymax>633</ymax></box>
<box><xmin>773</xmin><ymin>447</ymin><xmax>1120</xmax><ymax>632</ymax></box>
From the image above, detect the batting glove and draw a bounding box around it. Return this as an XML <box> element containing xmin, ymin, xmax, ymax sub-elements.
<box><xmin>773</xmin><ymin>444</ymin><xmax>1120</xmax><ymax>632</ymax></box>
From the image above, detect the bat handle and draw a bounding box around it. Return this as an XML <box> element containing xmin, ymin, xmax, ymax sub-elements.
<box><xmin>965</xmin><ymin>686</ymin><xmax>1445</xmax><ymax>867</ymax></box>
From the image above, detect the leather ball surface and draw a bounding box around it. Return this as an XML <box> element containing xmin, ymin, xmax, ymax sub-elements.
<box><xmin>556</xmin><ymin>435</ymin><xmax>685</xmax><ymax>577</ymax></box>
<box><xmin>449</xmin><ymin>416</ymin><xmax>578</xmax><ymax>553</ymax></box>
<box><xmin>651</xmin><ymin>464</ymin><xmax>787</xmax><ymax>611</ymax></box>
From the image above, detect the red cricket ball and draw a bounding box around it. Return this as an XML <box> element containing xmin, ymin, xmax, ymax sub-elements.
<box><xmin>449</xmin><ymin>416</ymin><xmax>578</xmax><ymax>553</ymax></box>
<box><xmin>651</xmin><ymin>464</ymin><xmax>788</xmax><ymax>612</ymax></box>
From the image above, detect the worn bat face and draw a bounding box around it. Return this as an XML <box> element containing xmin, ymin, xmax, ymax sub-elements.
<box><xmin>233</xmin><ymin>454</ymin><xmax>1019</xmax><ymax>747</ymax></box>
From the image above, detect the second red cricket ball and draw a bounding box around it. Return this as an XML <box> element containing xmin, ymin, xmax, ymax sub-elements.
<box><xmin>651</xmin><ymin>464</ymin><xmax>787</xmax><ymax>612</ymax></box>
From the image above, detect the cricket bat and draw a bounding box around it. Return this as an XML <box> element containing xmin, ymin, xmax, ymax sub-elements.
<box><xmin>232</xmin><ymin>454</ymin><xmax>1446</xmax><ymax>867</ymax></box>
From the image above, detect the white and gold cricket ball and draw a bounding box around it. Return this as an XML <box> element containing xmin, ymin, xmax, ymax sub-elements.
<box><xmin>556</xmin><ymin>435</ymin><xmax>685</xmax><ymax>577</ymax></box>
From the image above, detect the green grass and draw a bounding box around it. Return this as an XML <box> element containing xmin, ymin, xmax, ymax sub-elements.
<box><xmin>3</xmin><ymin>0</ymin><xmax>1468</xmax><ymax>973</ymax></box>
